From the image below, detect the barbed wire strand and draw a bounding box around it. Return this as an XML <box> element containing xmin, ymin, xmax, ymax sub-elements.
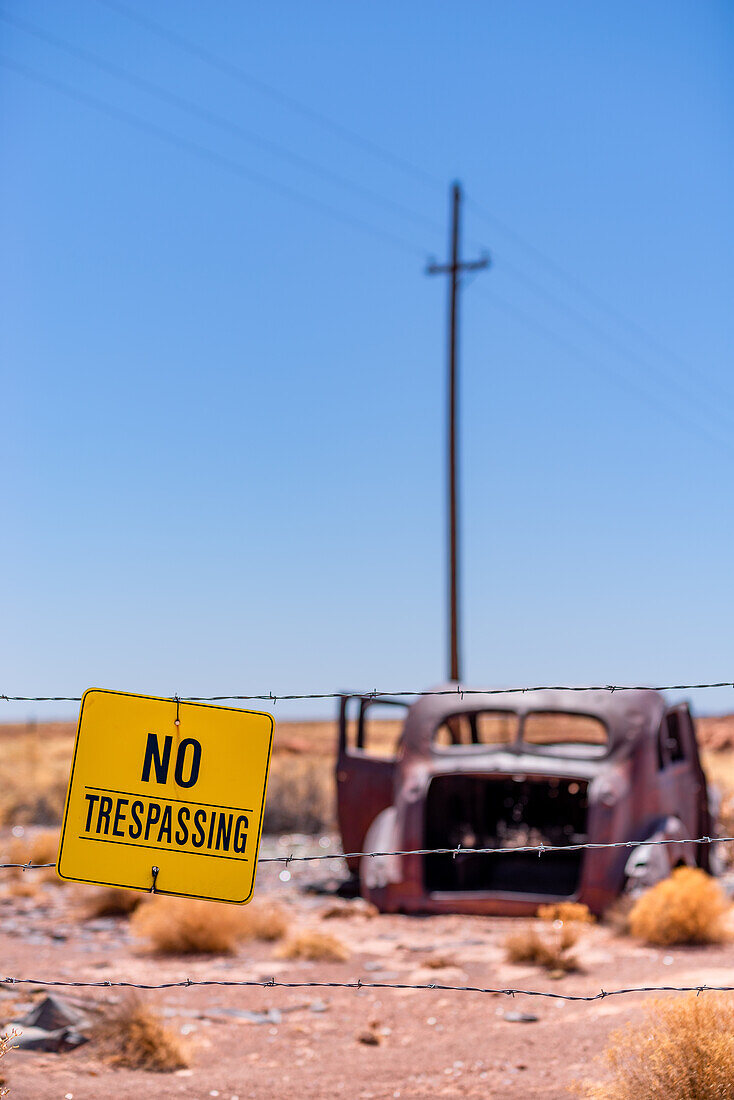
<box><xmin>2</xmin><ymin>833</ymin><xmax>730</xmax><ymax>872</ymax></box>
<box><xmin>3</xmin><ymin>680</ymin><xmax>734</xmax><ymax>703</ymax></box>
<box><xmin>1</xmin><ymin>975</ymin><xmax>732</xmax><ymax>1001</ymax></box>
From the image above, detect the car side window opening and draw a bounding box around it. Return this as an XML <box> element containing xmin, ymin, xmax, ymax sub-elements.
<box><xmin>660</xmin><ymin>711</ymin><xmax>686</xmax><ymax>766</ymax></box>
<box><xmin>343</xmin><ymin>697</ymin><xmax>409</xmax><ymax>759</ymax></box>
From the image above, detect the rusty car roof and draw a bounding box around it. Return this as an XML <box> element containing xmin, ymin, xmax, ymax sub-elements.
<box><xmin>397</xmin><ymin>684</ymin><xmax>667</xmax><ymax>757</ymax></box>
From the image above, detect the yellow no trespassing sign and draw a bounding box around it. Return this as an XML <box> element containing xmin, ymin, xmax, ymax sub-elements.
<box><xmin>57</xmin><ymin>689</ymin><xmax>274</xmax><ymax>904</ymax></box>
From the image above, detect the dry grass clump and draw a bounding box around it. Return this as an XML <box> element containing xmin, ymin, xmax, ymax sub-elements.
<box><xmin>602</xmin><ymin>895</ymin><xmax>635</xmax><ymax>936</ymax></box>
<box><xmin>240</xmin><ymin>902</ymin><xmax>290</xmax><ymax>942</ymax></box>
<box><xmin>276</xmin><ymin>929</ymin><xmax>349</xmax><ymax>962</ymax></box>
<box><xmin>504</xmin><ymin>924</ymin><xmax>580</xmax><ymax>973</ymax></box>
<box><xmin>0</xmin><ymin>1027</ymin><xmax>18</xmax><ymax>1097</ymax></box>
<box><xmin>717</xmin><ymin>789</ymin><xmax>734</xmax><ymax>867</ymax></box>
<box><xmin>2</xmin><ymin>879</ymin><xmax>41</xmax><ymax>899</ymax></box>
<box><xmin>94</xmin><ymin>996</ymin><xmax>188</xmax><ymax>1072</ymax></box>
<box><xmin>82</xmin><ymin>887</ymin><xmax>144</xmax><ymax>919</ymax></box>
<box><xmin>537</xmin><ymin>902</ymin><xmax>594</xmax><ymax>924</ymax></box>
<box><xmin>628</xmin><ymin>867</ymin><xmax>729</xmax><ymax>946</ymax></box>
<box><xmin>132</xmin><ymin>896</ymin><xmax>288</xmax><ymax>955</ymax></box>
<box><xmin>6</xmin><ymin>829</ymin><xmax>60</xmax><ymax>883</ymax></box>
<box><xmin>575</xmin><ymin>992</ymin><xmax>734</xmax><ymax>1099</ymax></box>
<box><xmin>422</xmin><ymin>954</ymin><xmax>457</xmax><ymax>970</ymax></box>
<box><xmin>320</xmin><ymin>899</ymin><xmax>378</xmax><ymax>920</ymax></box>
<box><xmin>263</xmin><ymin>755</ymin><xmax>334</xmax><ymax>834</ymax></box>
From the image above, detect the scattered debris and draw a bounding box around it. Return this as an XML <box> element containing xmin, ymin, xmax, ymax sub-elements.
<box><xmin>356</xmin><ymin>1028</ymin><xmax>381</xmax><ymax>1046</ymax></box>
<box><xmin>2</xmin><ymin>996</ymin><xmax>91</xmax><ymax>1053</ymax></box>
<box><xmin>10</xmin><ymin>1025</ymin><xmax>87</xmax><ymax>1053</ymax></box>
<box><xmin>19</xmin><ymin>995</ymin><xmax>86</xmax><ymax>1032</ymax></box>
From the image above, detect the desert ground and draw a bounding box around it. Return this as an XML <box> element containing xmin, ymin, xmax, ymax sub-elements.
<box><xmin>2</xmin><ymin>714</ymin><xmax>734</xmax><ymax>1099</ymax></box>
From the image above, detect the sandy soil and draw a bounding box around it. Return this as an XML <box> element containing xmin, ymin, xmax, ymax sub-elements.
<box><xmin>3</xmin><ymin>834</ymin><xmax>734</xmax><ymax>1100</ymax></box>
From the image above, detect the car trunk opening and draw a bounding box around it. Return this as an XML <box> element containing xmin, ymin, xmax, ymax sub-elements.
<box><xmin>424</xmin><ymin>773</ymin><xmax>589</xmax><ymax>897</ymax></box>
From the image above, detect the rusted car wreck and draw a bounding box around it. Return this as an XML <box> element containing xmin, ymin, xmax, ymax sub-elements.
<box><xmin>336</xmin><ymin>687</ymin><xmax>714</xmax><ymax>916</ymax></box>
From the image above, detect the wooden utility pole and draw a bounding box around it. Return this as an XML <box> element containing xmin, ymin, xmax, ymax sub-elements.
<box><xmin>427</xmin><ymin>183</ymin><xmax>489</xmax><ymax>683</ymax></box>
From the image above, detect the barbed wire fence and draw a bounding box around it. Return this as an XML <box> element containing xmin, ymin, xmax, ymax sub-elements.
<box><xmin>2</xmin><ymin>975</ymin><xmax>734</xmax><ymax>1002</ymax></box>
<box><xmin>1</xmin><ymin>833</ymin><xmax>731</xmax><ymax>873</ymax></box>
<box><xmin>2</xmin><ymin>679</ymin><xmax>734</xmax><ymax>703</ymax></box>
<box><xmin>2</xmin><ymin>680</ymin><xmax>734</xmax><ymax>1004</ymax></box>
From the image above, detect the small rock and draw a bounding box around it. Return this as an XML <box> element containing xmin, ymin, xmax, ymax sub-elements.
<box><xmin>18</xmin><ymin>996</ymin><xmax>87</xmax><ymax>1032</ymax></box>
<box><xmin>8</xmin><ymin>1025</ymin><xmax>88</xmax><ymax>1052</ymax></box>
<box><xmin>503</xmin><ymin>1011</ymin><xmax>539</xmax><ymax>1023</ymax></box>
<box><xmin>356</xmin><ymin>1029</ymin><xmax>381</xmax><ymax>1046</ymax></box>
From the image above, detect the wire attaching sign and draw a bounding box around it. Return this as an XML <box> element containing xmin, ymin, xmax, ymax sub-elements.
<box><xmin>57</xmin><ymin>689</ymin><xmax>274</xmax><ymax>904</ymax></box>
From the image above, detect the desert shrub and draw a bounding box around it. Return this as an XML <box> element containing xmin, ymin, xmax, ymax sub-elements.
<box><xmin>628</xmin><ymin>867</ymin><xmax>729</xmax><ymax>946</ymax></box>
<box><xmin>276</xmin><ymin>930</ymin><xmax>349</xmax><ymax>962</ymax></box>
<box><xmin>131</xmin><ymin>896</ymin><xmax>288</xmax><ymax>955</ymax></box>
<box><xmin>239</xmin><ymin>902</ymin><xmax>289</xmax><ymax>942</ymax></box>
<box><xmin>82</xmin><ymin>887</ymin><xmax>144</xmax><ymax>919</ymax></box>
<box><xmin>602</xmin><ymin>895</ymin><xmax>635</xmax><ymax>936</ymax></box>
<box><xmin>6</xmin><ymin>829</ymin><xmax>60</xmax><ymax>883</ymax></box>
<box><xmin>575</xmin><ymin>992</ymin><xmax>734</xmax><ymax>1099</ymax></box>
<box><xmin>504</xmin><ymin>925</ymin><xmax>580</xmax><ymax>973</ymax></box>
<box><xmin>264</xmin><ymin>756</ymin><xmax>334</xmax><ymax>834</ymax></box>
<box><xmin>537</xmin><ymin>902</ymin><xmax>594</xmax><ymax>924</ymax></box>
<box><xmin>94</xmin><ymin>996</ymin><xmax>188</xmax><ymax>1072</ymax></box>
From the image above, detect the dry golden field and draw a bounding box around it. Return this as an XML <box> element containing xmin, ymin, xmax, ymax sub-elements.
<box><xmin>1</xmin><ymin>713</ymin><xmax>732</xmax><ymax>832</ymax></box>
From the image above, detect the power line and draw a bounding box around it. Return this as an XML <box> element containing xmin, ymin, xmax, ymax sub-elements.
<box><xmin>467</xmin><ymin>197</ymin><xmax>734</xmax><ymax>410</ymax></box>
<box><xmin>4</xmin><ymin>19</ymin><xmax>728</xmax><ymax>453</ymax></box>
<box><xmin>474</xmin><ymin>282</ymin><xmax>734</xmax><ymax>457</ymax></box>
<box><xmin>491</xmin><ymin>254</ymin><xmax>734</xmax><ymax>440</ymax></box>
<box><xmin>96</xmin><ymin>0</ymin><xmax>732</xmax><ymax>422</ymax></box>
<box><xmin>0</xmin><ymin>55</ymin><xmax>425</xmax><ymax>260</ymax></box>
<box><xmin>0</xmin><ymin>10</ymin><xmax>447</xmax><ymax>245</ymax></box>
<box><xmin>93</xmin><ymin>0</ymin><xmax>443</xmax><ymax>193</ymax></box>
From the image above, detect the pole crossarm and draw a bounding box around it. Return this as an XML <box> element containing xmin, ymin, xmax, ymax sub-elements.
<box><xmin>426</xmin><ymin>255</ymin><xmax>490</xmax><ymax>276</ymax></box>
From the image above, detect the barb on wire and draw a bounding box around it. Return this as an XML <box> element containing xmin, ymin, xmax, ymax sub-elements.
<box><xmin>1</xmin><ymin>975</ymin><xmax>732</xmax><ymax>1002</ymax></box>
<box><xmin>1</xmin><ymin>833</ymin><xmax>728</xmax><ymax>873</ymax></box>
<box><xmin>2</xmin><ymin>680</ymin><xmax>734</xmax><ymax>704</ymax></box>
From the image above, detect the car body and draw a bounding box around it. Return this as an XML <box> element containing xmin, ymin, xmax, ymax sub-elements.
<box><xmin>335</xmin><ymin>686</ymin><xmax>715</xmax><ymax>916</ymax></box>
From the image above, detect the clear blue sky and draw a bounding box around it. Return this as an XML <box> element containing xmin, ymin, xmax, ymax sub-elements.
<box><xmin>2</xmin><ymin>0</ymin><xmax>733</xmax><ymax>722</ymax></box>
